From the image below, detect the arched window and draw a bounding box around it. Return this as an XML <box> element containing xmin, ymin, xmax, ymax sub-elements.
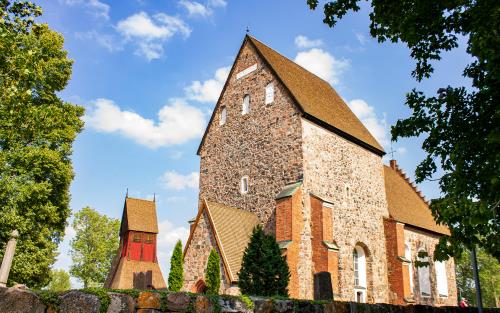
<box><xmin>219</xmin><ymin>106</ymin><xmax>227</xmax><ymax>125</ymax></box>
<box><xmin>353</xmin><ymin>246</ymin><xmax>367</xmax><ymax>302</ymax></box>
<box><xmin>242</xmin><ymin>95</ymin><xmax>250</xmax><ymax>115</ymax></box>
<box><xmin>405</xmin><ymin>244</ymin><xmax>414</xmax><ymax>293</ymax></box>
<box><xmin>265</xmin><ymin>83</ymin><xmax>274</xmax><ymax>104</ymax></box>
<box><xmin>417</xmin><ymin>249</ymin><xmax>431</xmax><ymax>297</ymax></box>
<box><xmin>435</xmin><ymin>260</ymin><xmax>448</xmax><ymax>297</ymax></box>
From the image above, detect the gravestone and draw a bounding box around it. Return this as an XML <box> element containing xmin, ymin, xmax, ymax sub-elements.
<box><xmin>314</xmin><ymin>271</ymin><xmax>334</xmax><ymax>301</ymax></box>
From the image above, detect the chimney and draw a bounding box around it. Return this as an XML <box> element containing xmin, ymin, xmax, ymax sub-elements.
<box><xmin>390</xmin><ymin>159</ymin><xmax>398</xmax><ymax>170</ymax></box>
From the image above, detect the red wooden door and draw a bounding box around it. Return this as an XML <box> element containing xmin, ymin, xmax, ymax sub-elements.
<box><xmin>129</xmin><ymin>232</ymin><xmax>142</xmax><ymax>261</ymax></box>
<box><xmin>142</xmin><ymin>234</ymin><xmax>155</xmax><ymax>262</ymax></box>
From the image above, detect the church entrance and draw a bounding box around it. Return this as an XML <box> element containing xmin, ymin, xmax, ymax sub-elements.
<box><xmin>193</xmin><ymin>279</ymin><xmax>207</xmax><ymax>293</ymax></box>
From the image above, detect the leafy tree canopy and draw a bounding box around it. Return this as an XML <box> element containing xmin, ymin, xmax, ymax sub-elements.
<box><xmin>455</xmin><ymin>248</ymin><xmax>499</xmax><ymax>307</ymax></box>
<box><xmin>205</xmin><ymin>248</ymin><xmax>220</xmax><ymax>295</ymax></box>
<box><xmin>69</xmin><ymin>207</ymin><xmax>120</xmax><ymax>288</ymax></box>
<box><xmin>168</xmin><ymin>240</ymin><xmax>183</xmax><ymax>292</ymax></box>
<box><xmin>238</xmin><ymin>225</ymin><xmax>290</xmax><ymax>297</ymax></box>
<box><xmin>46</xmin><ymin>269</ymin><xmax>71</xmax><ymax>292</ymax></box>
<box><xmin>307</xmin><ymin>0</ymin><xmax>499</xmax><ymax>260</ymax></box>
<box><xmin>0</xmin><ymin>0</ymin><xmax>84</xmax><ymax>287</ymax></box>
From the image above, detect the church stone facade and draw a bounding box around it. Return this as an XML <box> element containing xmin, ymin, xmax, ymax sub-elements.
<box><xmin>183</xmin><ymin>35</ymin><xmax>457</xmax><ymax>306</ymax></box>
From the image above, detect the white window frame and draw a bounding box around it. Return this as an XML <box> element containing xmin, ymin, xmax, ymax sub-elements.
<box><xmin>242</xmin><ymin>94</ymin><xmax>250</xmax><ymax>115</ymax></box>
<box><xmin>405</xmin><ymin>244</ymin><xmax>414</xmax><ymax>294</ymax></box>
<box><xmin>241</xmin><ymin>176</ymin><xmax>249</xmax><ymax>194</ymax></box>
<box><xmin>219</xmin><ymin>106</ymin><xmax>227</xmax><ymax>126</ymax></box>
<box><xmin>353</xmin><ymin>246</ymin><xmax>367</xmax><ymax>303</ymax></box>
<box><xmin>265</xmin><ymin>82</ymin><xmax>274</xmax><ymax>104</ymax></box>
<box><xmin>435</xmin><ymin>260</ymin><xmax>448</xmax><ymax>297</ymax></box>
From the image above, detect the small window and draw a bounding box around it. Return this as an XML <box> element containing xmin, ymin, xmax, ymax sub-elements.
<box><xmin>265</xmin><ymin>83</ymin><xmax>274</xmax><ymax>104</ymax></box>
<box><xmin>219</xmin><ymin>106</ymin><xmax>227</xmax><ymax>125</ymax></box>
<box><xmin>145</xmin><ymin>234</ymin><xmax>154</xmax><ymax>244</ymax></box>
<box><xmin>417</xmin><ymin>249</ymin><xmax>431</xmax><ymax>296</ymax></box>
<box><xmin>242</xmin><ymin>95</ymin><xmax>250</xmax><ymax>115</ymax></box>
<box><xmin>435</xmin><ymin>260</ymin><xmax>448</xmax><ymax>297</ymax></box>
<box><xmin>241</xmin><ymin>176</ymin><xmax>249</xmax><ymax>194</ymax></box>
<box><xmin>133</xmin><ymin>233</ymin><xmax>141</xmax><ymax>243</ymax></box>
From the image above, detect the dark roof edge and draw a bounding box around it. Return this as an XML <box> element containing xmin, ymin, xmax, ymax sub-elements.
<box><xmin>303</xmin><ymin>113</ymin><xmax>385</xmax><ymax>157</ymax></box>
<box><xmin>401</xmin><ymin>221</ymin><xmax>450</xmax><ymax>237</ymax></box>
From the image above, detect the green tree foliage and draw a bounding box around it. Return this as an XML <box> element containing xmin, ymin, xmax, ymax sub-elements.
<box><xmin>238</xmin><ymin>225</ymin><xmax>290</xmax><ymax>297</ymax></box>
<box><xmin>307</xmin><ymin>0</ymin><xmax>500</xmax><ymax>261</ymax></box>
<box><xmin>69</xmin><ymin>207</ymin><xmax>120</xmax><ymax>288</ymax></box>
<box><xmin>168</xmin><ymin>240</ymin><xmax>183</xmax><ymax>291</ymax></box>
<box><xmin>205</xmin><ymin>248</ymin><xmax>220</xmax><ymax>295</ymax></box>
<box><xmin>46</xmin><ymin>269</ymin><xmax>71</xmax><ymax>292</ymax></box>
<box><xmin>0</xmin><ymin>1</ymin><xmax>84</xmax><ymax>288</ymax></box>
<box><xmin>455</xmin><ymin>248</ymin><xmax>500</xmax><ymax>308</ymax></box>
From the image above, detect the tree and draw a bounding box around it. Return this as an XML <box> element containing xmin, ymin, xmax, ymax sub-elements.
<box><xmin>307</xmin><ymin>0</ymin><xmax>500</xmax><ymax>261</ymax></box>
<box><xmin>168</xmin><ymin>240</ymin><xmax>183</xmax><ymax>291</ymax></box>
<box><xmin>205</xmin><ymin>249</ymin><xmax>220</xmax><ymax>295</ymax></box>
<box><xmin>455</xmin><ymin>248</ymin><xmax>500</xmax><ymax>307</ymax></box>
<box><xmin>46</xmin><ymin>269</ymin><xmax>71</xmax><ymax>292</ymax></box>
<box><xmin>69</xmin><ymin>207</ymin><xmax>120</xmax><ymax>288</ymax></box>
<box><xmin>0</xmin><ymin>1</ymin><xmax>84</xmax><ymax>288</ymax></box>
<box><xmin>238</xmin><ymin>225</ymin><xmax>290</xmax><ymax>297</ymax></box>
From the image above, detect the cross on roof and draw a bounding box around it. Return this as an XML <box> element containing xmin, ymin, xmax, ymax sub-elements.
<box><xmin>389</xmin><ymin>142</ymin><xmax>396</xmax><ymax>160</ymax></box>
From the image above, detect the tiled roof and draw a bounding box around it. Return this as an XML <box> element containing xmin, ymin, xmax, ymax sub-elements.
<box><xmin>247</xmin><ymin>36</ymin><xmax>384</xmax><ymax>154</ymax></box>
<box><xmin>120</xmin><ymin>197</ymin><xmax>159</xmax><ymax>234</ymax></box>
<box><xmin>384</xmin><ymin>163</ymin><xmax>450</xmax><ymax>235</ymax></box>
<box><xmin>205</xmin><ymin>200</ymin><xmax>259</xmax><ymax>282</ymax></box>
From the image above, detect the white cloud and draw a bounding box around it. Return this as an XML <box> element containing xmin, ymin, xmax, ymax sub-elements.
<box><xmin>294</xmin><ymin>35</ymin><xmax>323</xmax><ymax>49</ymax></box>
<box><xmin>75</xmin><ymin>31</ymin><xmax>122</xmax><ymax>52</ymax></box>
<box><xmin>208</xmin><ymin>0</ymin><xmax>227</xmax><ymax>7</ymax></box>
<box><xmin>156</xmin><ymin>219</ymin><xmax>190</xmax><ymax>279</ymax></box>
<box><xmin>348</xmin><ymin>99</ymin><xmax>389</xmax><ymax>147</ymax></box>
<box><xmin>84</xmin><ymin>98</ymin><xmax>206</xmax><ymax>148</ymax></box>
<box><xmin>294</xmin><ymin>48</ymin><xmax>350</xmax><ymax>85</ymax></box>
<box><xmin>160</xmin><ymin>171</ymin><xmax>199</xmax><ymax>190</ymax></box>
<box><xmin>355</xmin><ymin>32</ymin><xmax>367</xmax><ymax>45</ymax></box>
<box><xmin>184</xmin><ymin>66</ymin><xmax>230</xmax><ymax>103</ymax></box>
<box><xmin>116</xmin><ymin>12</ymin><xmax>191</xmax><ymax>60</ymax></box>
<box><xmin>179</xmin><ymin>0</ymin><xmax>212</xmax><ymax>18</ymax></box>
<box><xmin>63</xmin><ymin>0</ymin><xmax>110</xmax><ymax>20</ymax></box>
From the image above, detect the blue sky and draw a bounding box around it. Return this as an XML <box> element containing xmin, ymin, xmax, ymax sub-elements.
<box><xmin>33</xmin><ymin>0</ymin><xmax>471</xmax><ymax>287</ymax></box>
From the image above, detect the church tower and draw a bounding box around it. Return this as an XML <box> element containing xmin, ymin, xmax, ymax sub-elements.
<box><xmin>104</xmin><ymin>196</ymin><xmax>166</xmax><ymax>289</ymax></box>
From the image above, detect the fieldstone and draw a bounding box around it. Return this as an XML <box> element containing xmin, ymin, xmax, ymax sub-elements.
<box><xmin>0</xmin><ymin>286</ymin><xmax>46</xmax><ymax>313</ymax></box>
<box><xmin>136</xmin><ymin>309</ymin><xmax>161</xmax><ymax>313</ymax></box>
<box><xmin>253</xmin><ymin>298</ymin><xmax>272</xmax><ymax>313</ymax></box>
<box><xmin>294</xmin><ymin>301</ymin><xmax>324</xmax><ymax>313</ymax></box>
<box><xmin>272</xmin><ymin>299</ymin><xmax>294</xmax><ymax>313</ymax></box>
<box><xmin>165</xmin><ymin>292</ymin><xmax>191</xmax><ymax>312</ymax></box>
<box><xmin>194</xmin><ymin>295</ymin><xmax>213</xmax><ymax>313</ymax></box>
<box><xmin>60</xmin><ymin>290</ymin><xmax>100</xmax><ymax>313</ymax></box>
<box><xmin>218</xmin><ymin>296</ymin><xmax>251</xmax><ymax>313</ymax></box>
<box><xmin>137</xmin><ymin>292</ymin><xmax>160</xmax><ymax>309</ymax></box>
<box><xmin>107</xmin><ymin>292</ymin><xmax>135</xmax><ymax>313</ymax></box>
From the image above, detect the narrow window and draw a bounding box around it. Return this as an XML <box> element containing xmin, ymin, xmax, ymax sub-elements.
<box><xmin>219</xmin><ymin>106</ymin><xmax>227</xmax><ymax>125</ymax></box>
<box><xmin>241</xmin><ymin>176</ymin><xmax>249</xmax><ymax>194</ymax></box>
<box><xmin>435</xmin><ymin>261</ymin><xmax>448</xmax><ymax>297</ymax></box>
<box><xmin>405</xmin><ymin>244</ymin><xmax>414</xmax><ymax>293</ymax></box>
<box><xmin>417</xmin><ymin>249</ymin><xmax>431</xmax><ymax>296</ymax></box>
<box><xmin>242</xmin><ymin>95</ymin><xmax>250</xmax><ymax>115</ymax></box>
<box><xmin>353</xmin><ymin>246</ymin><xmax>367</xmax><ymax>302</ymax></box>
<box><xmin>353</xmin><ymin>249</ymin><xmax>360</xmax><ymax>286</ymax></box>
<box><xmin>265</xmin><ymin>82</ymin><xmax>274</xmax><ymax>104</ymax></box>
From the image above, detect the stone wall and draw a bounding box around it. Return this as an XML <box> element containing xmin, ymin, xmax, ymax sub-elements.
<box><xmin>1</xmin><ymin>286</ymin><xmax>497</xmax><ymax>313</ymax></box>
<box><xmin>183</xmin><ymin>211</ymin><xmax>231</xmax><ymax>294</ymax></box>
<box><xmin>404</xmin><ymin>226</ymin><xmax>458</xmax><ymax>306</ymax></box>
<box><xmin>301</xmin><ymin>119</ymin><xmax>390</xmax><ymax>303</ymax></box>
<box><xmin>198</xmin><ymin>40</ymin><xmax>304</xmax><ymax>232</ymax></box>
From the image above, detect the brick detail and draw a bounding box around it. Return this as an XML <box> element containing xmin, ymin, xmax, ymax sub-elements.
<box><xmin>275</xmin><ymin>187</ymin><xmax>302</xmax><ymax>298</ymax></box>
<box><xmin>383</xmin><ymin>218</ymin><xmax>406</xmax><ymax>305</ymax></box>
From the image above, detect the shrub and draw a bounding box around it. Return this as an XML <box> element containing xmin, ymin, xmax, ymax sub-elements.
<box><xmin>238</xmin><ymin>225</ymin><xmax>290</xmax><ymax>297</ymax></box>
<box><xmin>168</xmin><ymin>240</ymin><xmax>184</xmax><ymax>291</ymax></box>
<box><xmin>205</xmin><ymin>249</ymin><xmax>221</xmax><ymax>294</ymax></box>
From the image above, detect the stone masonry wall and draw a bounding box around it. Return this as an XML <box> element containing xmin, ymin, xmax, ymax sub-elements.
<box><xmin>404</xmin><ymin>226</ymin><xmax>458</xmax><ymax>306</ymax></box>
<box><xmin>198</xmin><ymin>41</ymin><xmax>304</xmax><ymax>232</ymax></box>
<box><xmin>183</xmin><ymin>211</ymin><xmax>231</xmax><ymax>294</ymax></box>
<box><xmin>301</xmin><ymin>119</ymin><xmax>390</xmax><ymax>303</ymax></box>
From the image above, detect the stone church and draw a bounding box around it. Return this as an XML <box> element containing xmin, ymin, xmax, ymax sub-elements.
<box><xmin>182</xmin><ymin>35</ymin><xmax>457</xmax><ymax>306</ymax></box>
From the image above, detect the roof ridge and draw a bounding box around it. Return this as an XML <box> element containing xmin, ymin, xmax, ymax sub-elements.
<box><xmin>387</xmin><ymin>161</ymin><xmax>429</xmax><ymax>205</ymax></box>
<box><xmin>126</xmin><ymin>196</ymin><xmax>155</xmax><ymax>203</ymax></box>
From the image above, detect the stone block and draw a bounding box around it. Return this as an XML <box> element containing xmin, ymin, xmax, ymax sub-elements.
<box><xmin>194</xmin><ymin>295</ymin><xmax>213</xmax><ymax>313</ymax></box>
<box><xmin>136</xmin><ymin>309</ymin><xmax>161</xmax><ymax>313</ymax></box>
<box><xmin>272</xmin><ymin>299</ymin><xmax>294</xmax><ymax>313</ymax></box>
<box><xmin>0</xmin><ymin>286</ymin><xmax>46</xmax><ymax>313</ymax></box>
<box><xmin>166</xmin><ymin>292</ymin><xmax>191</xmax><ymax>312</ymax></box>
<box><xmin>107</xmin><ymin>292</ymin><xmax>135</xmax><ymax>313</ymax></box>
<box><xmin>253</xmin><ymin>298</ymin><xmax>273</xmax><ymax>313</ymax></box>
<box><xmin>294</xmin><ymin>300</ymin><xmax>324</xmax><ymax>313</ymax></box>
<box><xmin>60</xmin><ymin>290</ymin><xmax>101</xmax><ymax>313</ymax></box>
<box><xmin>349</xmin><ymin>302</ymin><xmax>372</xmax><ymax>313</ymax></box>
<box><xmin>218</xmin><ymin>296</ymin><xmax>251</xmax><ymax>313</ymax></box>
<box><xmin>137</xmin><ymin>292</ymin><xmax>160</xmax><ymax>309</ymax></box>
